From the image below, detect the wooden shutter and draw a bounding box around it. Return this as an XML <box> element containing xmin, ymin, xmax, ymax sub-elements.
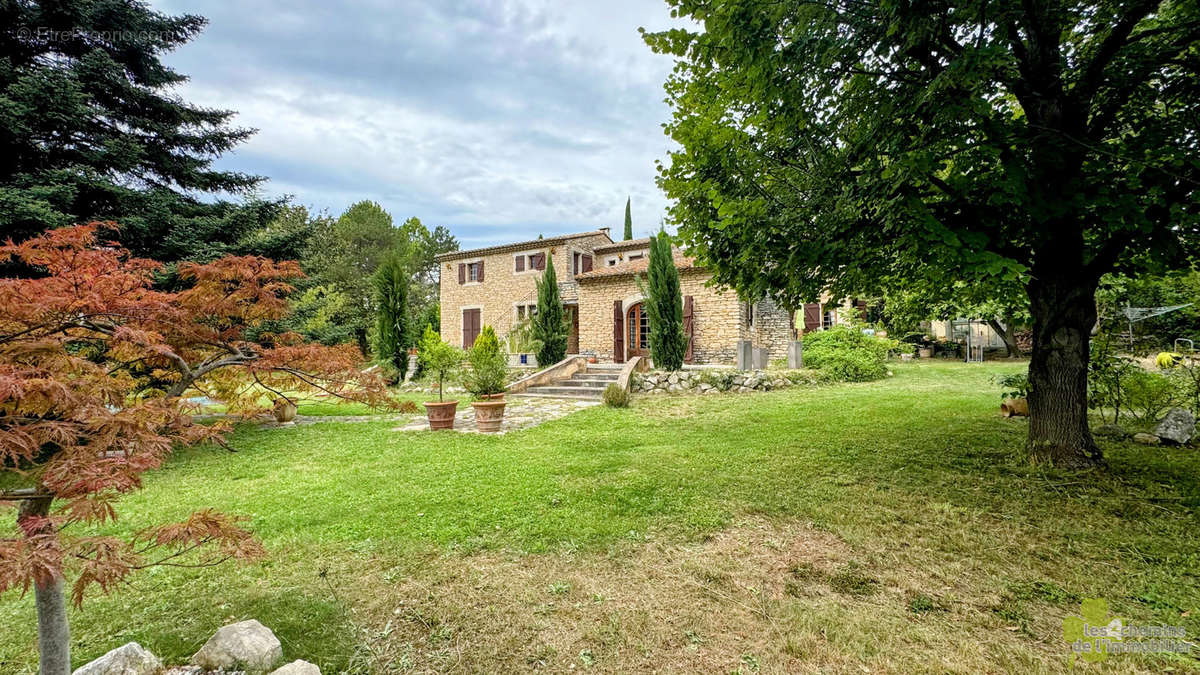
<box><xmin>533</xmin><ymin>252</ymin><xmax>546</xmax><ymax>270</ymax></box>
<box><xmin>683</xmin><ymin>295</ymin><xmax>695</xmax><ymax>364</ymax></box>
<box><xmin>515</xmin><ymin>255</ymin><xmax>524</xmax><ymax>272</ymax></box>
<box><xmin>463</xmin><ymin>309</ymin><xmax>480</xmax><ymax>348</ymax></box>
<box><xmin>477</xmin><ymin>260</ymin><xmax>485</xmax><ymax>282</ymax></box>
<box><xmin>613</xmin><ymin>300</ymin><xmax>625</xmax><ymax>363</ymax></box>
<box><xmin>856</xmin><ymin>298</ymin><xmax>867</xmax><ymax>318</ymax></box>
<box><xmin>581</xmin><ymin>254</ymin><xmax>593</xmax><ymax>273</ymax></box>
<box><xmin>803</xmin><ymin>303</ymin><xmax>821</xmax><ymax>333</ymax></box>
<box><xmin>458</xmin><ymin>263</ymin><xmax>465</xmax><ymax>284</ymax></box>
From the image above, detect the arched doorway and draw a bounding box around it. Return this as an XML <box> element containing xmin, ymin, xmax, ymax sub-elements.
<box><xmin>626</xmin><ymin>302</ymin><xmax>649</xmax><ymax>358</ymax></box>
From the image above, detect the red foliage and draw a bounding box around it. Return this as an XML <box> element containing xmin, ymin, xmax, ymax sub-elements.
<box><xmin>0</xmin><ymin>224</ymin><xmax>392</xmax><ymax>606</ymax></box>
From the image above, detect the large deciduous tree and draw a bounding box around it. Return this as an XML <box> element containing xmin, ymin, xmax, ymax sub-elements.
<box><xmin>645</xmin><ymin>0</ymin><xmax>1200</xmax><ymax>467</ymax></box>
<box><xmin>0</xmin><ymin>1</ymin><xmax>276</xmax><ymax>262</ymax></box>
<box><xmin>0</xmin><ymin>224</ymin><xmax>392</xmax><ymax>673</ymax></box>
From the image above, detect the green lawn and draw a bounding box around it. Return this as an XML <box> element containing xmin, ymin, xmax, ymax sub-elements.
<box><xmin>2</xmin><ymin>361</ymin><xmax>1198</xmax><ymax>673</ymax></box>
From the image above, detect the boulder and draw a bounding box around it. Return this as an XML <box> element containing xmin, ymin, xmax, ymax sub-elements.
<box><xmin>1155</xmin><ymin>407</ymin><xmax>1195</xmax><ymax>445</ymax></box>
<box><xmin>73</xmin><ymin>643</ymin><xmax>161</xmax><ymax>675</ymax></box>
<box><xmin>1133</xmin><ymin>432</ymin><xmax>1162</xmax><ymax>445</ymax></box>
<box><xmin>271</xmin><ymin>661</ymin><xmax>321</xmax><ymax>675</ymax></box>
<box><xmin>191</xmin><ymin>619</ymin><xmax>283</xmax><ymax>672</ymax></box>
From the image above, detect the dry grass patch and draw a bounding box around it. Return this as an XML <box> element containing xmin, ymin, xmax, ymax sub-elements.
<box><xmin>337</xmin><ymin>517</ymin><xmax>1171</xmax><ymax>674</ymax></box>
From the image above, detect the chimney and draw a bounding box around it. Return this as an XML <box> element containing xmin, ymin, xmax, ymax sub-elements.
<box><xmin>599</xmin><ymin>226</ymin><xmax>611</xmax><ymax>239</ymax></box>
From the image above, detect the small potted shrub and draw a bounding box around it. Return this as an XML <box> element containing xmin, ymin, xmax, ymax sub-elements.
<box><xmin>418</xmin><ymin>325</ymin><xmax>464</xmax><ymax>430</ymax></box>
<box><xmin>465</xmin><ymin>325</ymin><xmax>509</xmax><ymax>432</ymax></box>
<box><xmin>996</xmin><ymin>372</ymin><xmax>1031</xmax><ymax>417</ymax></box>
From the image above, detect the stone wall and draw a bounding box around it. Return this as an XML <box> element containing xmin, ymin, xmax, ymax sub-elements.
<box><xmin>438</xmin><ymin>233</ymin><xmax>610</xmax><ymax>348</ymax></box>
<box><xmin>576</xmin><ymin>268</ymin><xmax>745</xmax><ymax>364</ymax></box>
<box><xmin>632</xmin><ymin>368</ymin><xmax>827</xmax><ymax>394</ymax></box>
<box><xmin>743</xmin><ymin>296</ymin><xmax>795</xmax><ymax>360</ymax></box>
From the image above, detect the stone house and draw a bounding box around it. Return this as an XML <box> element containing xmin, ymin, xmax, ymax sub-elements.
<box><xmin>436</xmin><ymin>230</ymin><xmax>798</xmax><ymax>365</ymax></box>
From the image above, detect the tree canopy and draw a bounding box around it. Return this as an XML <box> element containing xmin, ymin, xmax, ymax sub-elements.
<box><xmin>645</xmin><ymin>0</ymin><xmax>1200</xmax><ymax>466</ymax></box>
<box><xmin>0</xmin><ymin>224</ymin><xmax>392</xmax><ymax>670</ymax></box>
<box><xmin>0</xmin><ymin>1</ymin><xmax>275</xmax><ymax>262</ymax></box>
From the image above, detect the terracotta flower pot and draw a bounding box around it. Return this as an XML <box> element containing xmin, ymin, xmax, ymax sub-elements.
<box><xmin>471</xmin><ymin>399</ymin><xmax>507</xmax><ymax>433</ymax></box>
<box><xmin>423</xmin><ymin>400</ymin><xmax>459</xmax><ymax>430</ymax></box>
<box><xmin>272</xmin><ymin>400</ymin><xmax>297</xmax><ymax>424</ymax></box>
<box><xmin>917</xmin><ymin>347</ymin><xmax>933</xmax><ymax>359</ymax></box>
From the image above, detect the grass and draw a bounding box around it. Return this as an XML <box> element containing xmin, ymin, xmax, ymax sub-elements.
<box><xmin>2</xmin><ymin>361</ymin><xmax>1198</xmax><ymax>673</ymax></box>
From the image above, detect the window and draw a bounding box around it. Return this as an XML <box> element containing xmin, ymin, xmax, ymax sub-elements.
<box><xmin>628</xmin><ymin>253</ymin><xmax>644</xmax><ymax>261</ymax></box>
<box><xmin>572</xmin><ymin>251</ymin><xmax>593</xmax><ymax>275</ymax></box>
<box><xmin>515</xmin><ymin>303</ymin><xmax>538</xmax><ymax>320</ymax></box>
<box><xmin>606</xmin><ymin>257</ymin><xmax>618</xmax><ymax>267</ymax></box>
<box><xmin>467</xmin><ymin>262</ymin><xmax>482</xmax><ymax>282</ymax></box>
<box><xmin>822</xmin><ymin>310</ymin><xmax>836</xmax><ymax>330</ymax></box>
<box><xmin>744</xmin><ymin>302</ymin><xmax>755</xmax><ymax>327</ymax></box>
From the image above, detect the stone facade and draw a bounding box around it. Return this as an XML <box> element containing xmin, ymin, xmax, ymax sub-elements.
<box><xmin>436</xmin><ymin>231</ymin><xmax>613</xmax><ymax>349</ymax></box>
<box><xmin>437</xmin><ymin>233</ymin><xmax>795</xmax><ymax>365</ymax></box>
<box><xmin>576</xmin><ymin>267</ymin><xmax>794</xmax><ymax>365</ymax></box>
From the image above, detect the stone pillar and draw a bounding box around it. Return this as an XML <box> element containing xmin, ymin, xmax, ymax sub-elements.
<box><xmin>403</xmin><ymin>354</ymin><xmax>419</xmax><ymax>383</ymax></box>
<box><xmin>736</xmin><ymin>340</ymin><xmax>753</xmax><ymax>370</ymax></box>
<box><xmin>787</xmin><ymin>341</ymin><xmax>803</xmax><ymax>369</ymax></box>
<box><xmin>753</xmin><ymin>347</ymin><xmax>769</xmax><ymax>370</ymax></box>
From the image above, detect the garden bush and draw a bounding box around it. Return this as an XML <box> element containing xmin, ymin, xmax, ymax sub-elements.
<box><xmin>463</xmin><ymin>325</ymin><xmax>508</xmax><ymax>398</ymax></box>
<box><xmin>802</xmin><ymin>326</ymin><xmax>890</xmax><ymax>382</ymax></box>
<box><xmin>603</xmin><ymin>383</ymin><xmax>630</xmax><ymax>408</ymax></box>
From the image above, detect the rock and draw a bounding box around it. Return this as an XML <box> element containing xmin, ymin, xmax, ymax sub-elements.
<box><xmin>73</xmin><ymin>642</ymin><xmax>162</xmax><ymax>675</ymax></box>
<box><xmin>1093</xmin><ymin>424</ymin><xmax>1130</xmax><ymax>439</ymax></box>
<box><xmin>271</xmin><ymin>661</ymin><xmax>321</xmax><ymax>675</ymax></box>
<box><xmin>1133</xmin><ymin>432</ymin><xmax>1161</xmax><ymax>445</ymax></box>
<box><xmin>1155</xmin><ymin>407</ymin><xmax>1195</xmax><ymax>444</ymax></box>
<box><xmin>191</xmin><ymin>619</ymin><xmax>283</xmax><ymax>672</ymax></box>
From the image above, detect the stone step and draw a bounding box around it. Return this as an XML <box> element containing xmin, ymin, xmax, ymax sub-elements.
<box><xmin>557</xmin><ymin>379</ymin><xmax>611</xmax><ymax>389</ymax></box>
<box><xmin>572</xmin><ymin>372</ymin><xmax>619</xmax><ymax>381</ymax></box>
<box><xmin>586</xmin><ymin>364</ymin><xmax>624</xmax><ymax>371</ymax></box>
<box><xmin>523</xmin><ymin>386</ymin><xmax>605</xmax><ymax>398</ymax></box>
<box><xmin>514</xmin><ymin>391</ymin><xmax>604</xmax><ymax>401</ymax></box>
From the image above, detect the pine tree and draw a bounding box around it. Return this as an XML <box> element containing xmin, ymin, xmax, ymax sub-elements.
<box><xmin>623</xmin><ymin>198</ymin><xmax>633</xmax><ymax>240</ymax></box>
<box><xmin>640</xmin><ymin>232</ymin><xmax>688</xmax><ymax>370</ymax></box>
<box><xmin>372</xmin><ymin>255</ymin><xmax>410</xmax><ymax>379</ymax></box>
<box><xmin>0</xmin><ymin>2</ymin><xmax>269</xmax><ymax>261</ymax></box>
<box><xmin>532</xmin><ymin>253</ymin><xmax>568</xmax><ymax>366</ymax></box>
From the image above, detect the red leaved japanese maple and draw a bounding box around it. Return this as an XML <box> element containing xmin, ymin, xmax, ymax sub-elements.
<box><xmin>0</xmin><ymin>224</ymin><xmax>393</xmax><ymax>673</ymax></box>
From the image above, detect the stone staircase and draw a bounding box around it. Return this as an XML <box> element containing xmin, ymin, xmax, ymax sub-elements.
<box><xmin>515</xmin><ymin>363</ymin><xmax>622</xmax><ymax>401</ymax></box>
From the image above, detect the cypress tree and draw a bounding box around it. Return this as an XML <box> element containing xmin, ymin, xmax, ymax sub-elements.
<box><xmin>372</xmin><ymin>255</ymin><xmax>409</xmax><ymax>378</ymax></box>
<box><xmin>623</xmin><ymin>198</ymin><xmax>633</xmax><ymax>240</ymax></box>
<box><xmin>639</xmin><ymin>231</ymin><xmax>688</xmax><ymax>370</ymax></box>
<box><xmin>532</xmin><ymin>253</ymin><xmax>568</xmax><ymax>366</ymax></box>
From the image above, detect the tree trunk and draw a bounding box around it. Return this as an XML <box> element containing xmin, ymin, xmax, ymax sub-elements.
<box><xmin>1026</xmin><ymin>275</ymin><xmax>1104</xmax><ymax>468</ymax></box>
<box><xmin>18</xmin><ymin>495</ymin><xmax>70</xmax><ymax>675</ymax></box>
<box><xmin>986</xmin><ymin>317</ymin><xmax>1020</xmax><ymax>358</ymax></box>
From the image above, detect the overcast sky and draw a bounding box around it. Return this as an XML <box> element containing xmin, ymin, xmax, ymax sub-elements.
<box><xmin>150</xmin><ymin>0</ymin><xmax>683</xmax><ymax>249</ymax></box>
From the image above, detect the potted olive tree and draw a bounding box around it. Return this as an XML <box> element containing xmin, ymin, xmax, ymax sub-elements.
<box><xmin>418</xmin><ymin>325</ymin><xmax>464</xmax><ymax>430</ymax></box>
<box><xmin>465</xmin><ymin>325</ymin><xmax>509</xmax><ymax>433</ymax></box>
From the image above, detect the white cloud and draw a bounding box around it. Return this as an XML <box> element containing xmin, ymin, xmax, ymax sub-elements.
<box><xmin>150</xmin><ymin>0</ymin><xmax>685</xmax><ymax>244</ymax></box>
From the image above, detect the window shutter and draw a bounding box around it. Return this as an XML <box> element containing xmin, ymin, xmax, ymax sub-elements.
<box><xmin>613</xmin><ymin>300</ymin><xmax>625</xmax><ymax>363</ymax></box>
<box><xmin>515</xmin><ymin>255</ymin><xmax>524</xmax><ymax>272</ymax></box>
<box><xmin>582</xmin><ymin>254</ymin><xmax>593</xmax><ymax>273</ymax></box>
<box><xmin>683</xmin><ymin>295</ymin><xmax>695</xmax><ymax>364</ymax></box>
<box><xmin>458</xmin><ymin>263</ymin><xmax>465</xmax><ymax>284</ymax></box>
<box><xmin>478</xmin><ymin>260</ymin><xmax>485</xmax><ymax>282</ymax></box>
<box><xmin>534</xmin><ymin>252</ymin><xmax>546</xmax><ymax>270</ymax></box>
<box><xmin>803</xmin><ymin>303</ymin><xmax>821</xmax><ymax>333</ymax></box>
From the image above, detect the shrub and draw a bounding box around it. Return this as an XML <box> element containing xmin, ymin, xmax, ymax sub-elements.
<box><xmin>994</xmin><ymin>372</ymin><xmax>1031</xmax><ymax>399</ymax></box>
<box><xmin>603</xmin><ymin>383</ymin><xmax>630</xmax><ymax>408</ymax></box>
<box><xmin>417</xmin><ymin>325</ymin><xmax>463</xmax><ymax>402</ymax></box>
<box><xmin>464</xmin><ymin>325</ymin><xmax>508</xmax><ymax>398</ymax></box>
<box><xmin>1125</xmin><ymin>369</ymin><xmax>1177</xmax><ymax>421</ymax></box>
<box><xmin>802</xmin><ymin>326</ymin><xmax>889</xmax><ymax>382</ymax></box>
